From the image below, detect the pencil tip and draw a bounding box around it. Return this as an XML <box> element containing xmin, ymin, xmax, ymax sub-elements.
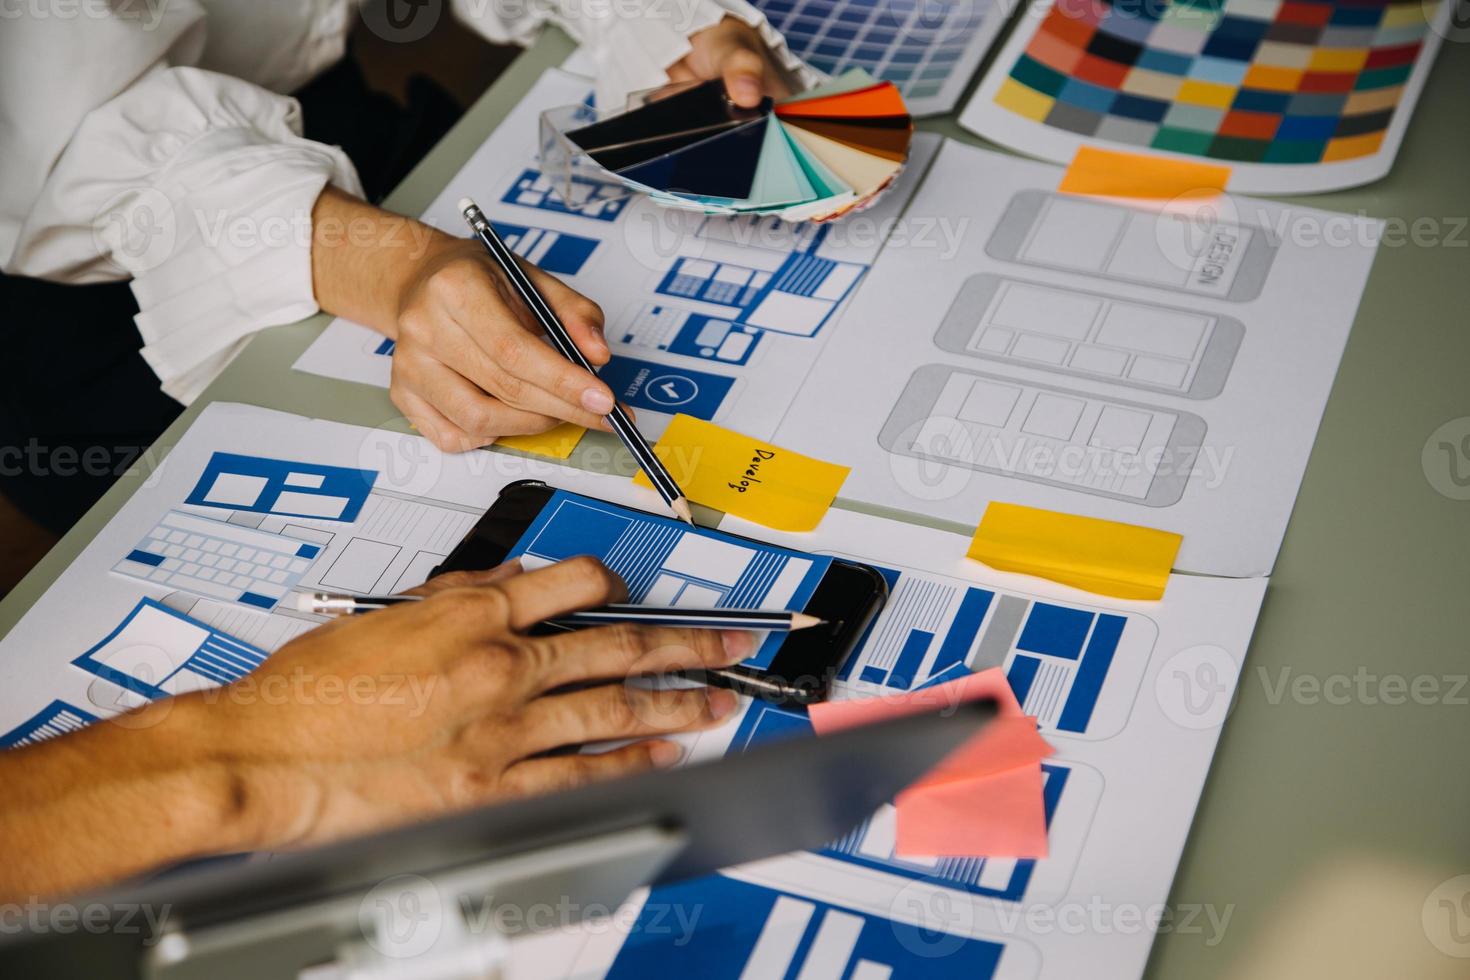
<box><xmin>791</xmin><ymin>613</ymin><xmax>827</xmax><ymax>631</ymax></box>
<box><xmin>671</xmin><ymin>497</ymin><xmax>695</xmax><ymax>525</ymax></box>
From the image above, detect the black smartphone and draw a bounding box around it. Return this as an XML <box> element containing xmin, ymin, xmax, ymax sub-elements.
<box><xmin>435</xmin><ymin>481</ymin><xmax>889</xmax><ymax>704</ymax></box>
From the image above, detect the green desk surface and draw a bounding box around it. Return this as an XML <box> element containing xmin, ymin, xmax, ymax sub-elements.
<box><xmin>3</xmin><ymin>25</ymin><xmax>1466</xmax><ymax>980</ymax></box>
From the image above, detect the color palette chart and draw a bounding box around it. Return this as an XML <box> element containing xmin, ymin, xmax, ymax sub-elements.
<box><xmin>962</xmin><ymin>0</ymin><xmax>1451</xmax><ymax>192</ymax></box>
<box><xmin>751</xmin><ymin>0</ymin><xmax>1007</xmax><ymax>115</ymax></box>
<box><xmin>554</xmin><ymin>70</ymin><xmax>913</xmax><ymax>221</ymax></box>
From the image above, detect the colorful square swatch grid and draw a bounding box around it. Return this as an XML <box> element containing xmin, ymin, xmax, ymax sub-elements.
<box><xmin>996</xmin><ymin>0</ymin><xmax>1429</xmax><ymax>164</ymax></box>
<box><xmin>960</xmin><ymin>0</ymin><xmax>1450</xmax><ymax>191</ymax></box>
<box><xmin>752</xmin><ymin>0</ymin><xmax>1006</xmax><ymax>115</ymax></box>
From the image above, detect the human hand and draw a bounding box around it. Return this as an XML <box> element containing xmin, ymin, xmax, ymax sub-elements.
<box><xmin>669</xmin><ymin>16</ymin><xmax>794</xmax><ymax>108</ymax></box>
<box><xmin>389</xmin><ymin>236</ymin><xmax>624</xmax><ymax>452</ymax></box>
<box><xmin>310</xmin><ymin>188</ymin><xmax>624</xmax><ymax>453</ymax></box>
<box><xmin>212</xmin><ymin>557</ymin><xmax>753</xmax><ymax>849</ymax></box>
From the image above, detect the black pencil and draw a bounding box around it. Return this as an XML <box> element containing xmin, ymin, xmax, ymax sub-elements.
<box><xmin>458</xmin><ymin>197</ymin><xmax>693</xmax><ymax>524</ymax></box>
<box><xmin>300</xmin><ymin>593</ymin><xmax>822</xmax><ymax>631</ymax></box>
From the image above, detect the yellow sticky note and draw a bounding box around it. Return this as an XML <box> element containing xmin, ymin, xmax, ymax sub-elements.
<box><xmin>633</xmin><ymin>414</ymin><xmax>849</xmax><ymax>532</ymax></box>
<box><xmin>496</xmin><ymin>423</ymin><xmax>586</xmax><ymax>460</ymax></box>
<box><xmin>967</xmin><ymin>502</ymin><xmax>1181</xmax><ymax>600</ymax></box>
<box><xmin>1058</xmin><ymin>146</ymin><xmax>1231</xmax><ymax>200</ymax></box>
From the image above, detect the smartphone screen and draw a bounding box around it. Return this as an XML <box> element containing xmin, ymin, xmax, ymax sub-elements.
<box><xmin>437</xmin><ymin>482</ymin><xmax>889</xmax><ymax>703</ymax></box>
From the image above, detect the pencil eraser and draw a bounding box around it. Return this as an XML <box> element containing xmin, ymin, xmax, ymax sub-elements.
<box><xmin>295</xmin><ymin>594</ymin><xmax>316</xmax><ymax>613</ymax></box>
<box><xmin>457</xmin><ymin>197</ymin><xmax>475</xmax><ymax>215</ymax></box>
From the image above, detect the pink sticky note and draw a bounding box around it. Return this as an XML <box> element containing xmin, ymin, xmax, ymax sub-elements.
<box><xmin>895</xmin><ymin>763</ymin><xmax>1049</xmax><ymax>859</ymax></box>
<box><xmin>808</xmin><ymin>670</ymin><xmax>1054</xmax><ymax>859</ymax></box>
<box><xmin>808</xmin><ymin>670</ymin><xmax>1053</xmax><ymax>788</ymax></box>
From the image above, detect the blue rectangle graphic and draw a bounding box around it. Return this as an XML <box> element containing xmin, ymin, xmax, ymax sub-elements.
<box><xmin>888</xmin><ymin>628</ymin><xmax>935</xmax><ymax>690</ymax></box>
<box><xmin>728</xmin><ymin>701</ymin><xmax>811</xmax><ymax>753</ymax></box>
<box><xmin>1017</xmin><ymin>603</ymin><xmax>1093</xmax><ymax>660</ymax></box>
<box><xmin>1007</xmin><ymin>654</ymin><xmax>1041</xmax><ymax>705</ymax></box>
<box><xmin>596</xmin><ymin>356</ymin><xmax>734</xmax><ymax>419</ymax></box>
<box><xmin>1057</xmin><ymin>614</ymin><xmax>1125</xmax><ymax>733</ymax></box>
<box><xmin>186</xmin><ymin>452</ymin><xmax>376</xmax><ymax>523</ymax></box>
<box><xmin>931</xmin><ymin>587</ymin><xmax>993</xmax><ymax>675</ymax></box>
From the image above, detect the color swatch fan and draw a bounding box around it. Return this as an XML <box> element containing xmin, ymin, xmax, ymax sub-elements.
<box><xmin>551</xmin><ymin>70</ymin><xmax>912</xmax><ymax>222</ymax></box>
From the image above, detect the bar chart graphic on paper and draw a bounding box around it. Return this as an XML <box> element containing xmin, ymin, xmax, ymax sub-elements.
<box><xmin>727</xmin><ymin>700</ymin><xmax>1100</xmax><ymax>905</ymax></box>
<box><xmin>834</xmin><ymin>563</ymin><xmax>1157</xmax><ymax>739</ymax></box>
<box><xmin>606</xmin><ymin>874</ymin><xmax>1008</xmax><ymax>978</ymax></box>
<box><xmin>824</xmin><ymin>765</ymin><xmax>1071</xmax><ymax>902</ymax></box>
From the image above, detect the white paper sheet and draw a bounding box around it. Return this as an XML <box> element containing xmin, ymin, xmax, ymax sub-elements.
<box><xmin>505</xmin><ymin>506</ymin><xmax>1267</xmax><ymax>979</ymax></box>
<box><xmin>0</xmin><ymin>403</ymin><xmax>660</xmax><ymax>740</ymax></box>
<box><xmin>958</xmin><ymin>0</ymin><xmax>1455</xmax><ymax>195</ymax></box>
<box><xmin>294</xmin><ymin>68</ymin><xmax>943</xmax><ymax>442</ymax></box>
<box><xmin>770</xmin><ymin>139</ymin><xmax>1379</xmax><ymax>577</ymax></box>
<box><xmin>0</xmin><ymin>402</ymin><xmax>1267</xmax><ymax>980</ymax></box>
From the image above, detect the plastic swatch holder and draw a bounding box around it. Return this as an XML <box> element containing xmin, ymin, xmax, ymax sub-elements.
<box><xmin>540</xmin><ymin>70</ymin><xmax>914</xmax><ymax>223</ymax></box>
<box><xmin>537</xmin><ymin>102</ymin><xmax>635</xmax><ymax>217</ymax></box>
<box><xmin>539</xmin><ymin>82</ymin><xmax>765</xmax><ymax>214</ymax></box>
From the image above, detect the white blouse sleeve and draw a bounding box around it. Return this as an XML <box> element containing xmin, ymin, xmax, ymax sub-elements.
<box><xmin>1</xmin><ymin>18</ymin><xmax>362</xmax><ymax>406</ymax></box>
<box><xmin>451</xmin><ymin>0</ymin><xmax>822</xmax><ymax>109</ymax></box>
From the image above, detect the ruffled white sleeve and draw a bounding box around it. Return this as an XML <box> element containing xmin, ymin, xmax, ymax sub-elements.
<box><xmin>451</xmin><ymin>0</ymin><xmax>822</xmax><ymax>109</ymax></box>
<box><xmin>3</xmin><ymin>48</ymin><xmax>361</xmax><ymax>405</ymax></box>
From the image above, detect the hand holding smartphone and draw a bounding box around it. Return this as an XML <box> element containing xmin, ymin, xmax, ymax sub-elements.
<box><xmin>436</xmin><ymin>482</ymin><xmax>888</xmax><ymax>703</ymax></box>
